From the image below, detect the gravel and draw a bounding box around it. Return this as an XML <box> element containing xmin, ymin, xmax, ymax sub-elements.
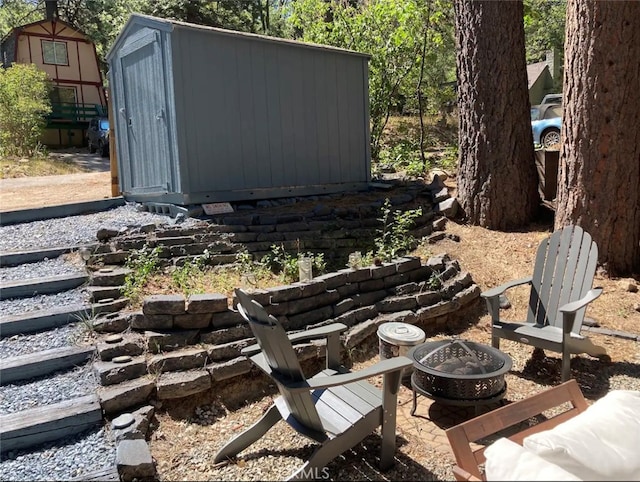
<box><xmin>0</xmin><ymin>322</ymin><xmax>85</xmax><ymax>358</ymax></box>
<box><xmin>0</xmin><ymin>427</ymin><xmax>116</xmax><ymax>481</ymax></box>
<box><xmin>0</xmin><ymin>257</ymin><xmax>86</xmax><ymax>283</ymax></box>
<box><xmin>0</xmin><ymin>288</ymin><xmax>88</xmax><ymax>317</ymax></box>
<box><xmin>0</xmin><ymin>204</ymin><xmax>184</xmax><ymax>482</ymax></box>
<box><xmin>0</xmin><ymin>364</ymin><xmax>98</xmax><ymax>415</ymax></box>
<box><xmin>0</xmin><ymin>203</ymin><xmax>195</xmax><ymax>253</ymax></box>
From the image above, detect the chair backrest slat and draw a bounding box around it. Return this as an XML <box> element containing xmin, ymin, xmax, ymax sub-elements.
<box><xmin>235</xmin><ymin>289</ymin><xmax>324</xmax><ymax>432</ymax></box>
<box><xmin>544</xmin><ymin>226</ymin><xmax>575</xmax><ymax>323</ymax></box>
<box><xmin>527</xmin><ymin>225</ymin><xmax>598</xmax><ymax>334</ymax></box>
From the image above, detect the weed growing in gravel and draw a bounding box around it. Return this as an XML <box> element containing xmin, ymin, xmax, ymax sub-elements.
<box><xmin>124</xmin><ymin>245</ymin><xmax>162</xmax><ymax>304</ymax></box>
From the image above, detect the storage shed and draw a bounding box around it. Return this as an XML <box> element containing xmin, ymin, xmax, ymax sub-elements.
<box><xmin>107</xmin><ymin>14</ymin><xmax>371</xmax><ymax>205</ymax></box>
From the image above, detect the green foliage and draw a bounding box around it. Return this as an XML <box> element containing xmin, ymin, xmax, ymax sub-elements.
<box><xmin>0</xmin><ymin>64</ymin><xmax>51</xmax><ymax>157</ymax></box>
<box><xmin>123</xmin><ymin>245</ymin><xmax>162</xmax><ymax>303</ymax></box>
<box><xmin>288</xmin><ymin>0</ymin><xmax>455</xmax><ymax>160</ymax></box>
<box><xmin>260</xmin><ymin>244</ymin><xmax>327</xmax><ymax>284</ymax></box>
<box><xmin>374</xmin><ymin>199</ymin><xmax>423</xmax><ymax>262</ymax></box>
<box><xmin>171</xmin><ymin>251</ymin><xmax>210</xmax><ymax>296</ymax></box>
<box><xmin>425</xmin><ymin>271</ymin><xmax>442</xmax><ymax>290</ymax></box>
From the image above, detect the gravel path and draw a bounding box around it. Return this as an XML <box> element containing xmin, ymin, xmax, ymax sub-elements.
<box><xmin>0</xmin><ymin>428</ymin><xmax>116</xmax><ymax>481</ymax></box>
<box><xmin>0</xmin><ymin>257</ymin><xmax>86</xmax><ymax>283</ymax></box>
<box><xmin>0</xmin><ymin>203</ymin><xmax>191</xmax><ymax>253</ymax></box>
<box><xmin>0</xmin><ymin>202</ymin><xmax>189</xmax><ymax>481</ymax></box>
<box><xmin>0</xmin><ymin>364</ymin><xmax>98</xmax><ymax>415</ymax></box>
<box><xmin>0</xmin><ymin>323</ymin><xmax>85</xmax><ymax>358</ymax></box>
<box><xmin>0</xmin><ymin>288</ymin><xmax>88</xmax><ymax>317</ymax></box>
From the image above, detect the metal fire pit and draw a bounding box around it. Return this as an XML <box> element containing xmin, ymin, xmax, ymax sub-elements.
<box><xmin>407</xmin><ymin>339</ymin><xmax>512</xmax><ymax>415</ymax></box>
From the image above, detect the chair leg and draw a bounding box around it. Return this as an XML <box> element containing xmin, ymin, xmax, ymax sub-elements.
<box><xmin>561</xmin><ymin>352</ymin><xmax>571</xmax><ymax>382</ymax></box>
<box><xmin>287</xmin><ymin>414</ymin><xmax>381</xmax><ymax>481</ymax></box>
<box><xmin>213</xmin><ymin>403</ymin><xmax>282</xmax><ymax>463</ymax></box>
<box><xmin>491</xmin><ymin>336</ymin><xmax>500</xmax><ymax>350</ymax></box>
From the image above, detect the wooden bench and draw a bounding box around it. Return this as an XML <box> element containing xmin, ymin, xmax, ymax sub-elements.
<box><xmin>444</xmin><ymin>379</ymin><xmax>588</xmax><ymax>481</ymax></box>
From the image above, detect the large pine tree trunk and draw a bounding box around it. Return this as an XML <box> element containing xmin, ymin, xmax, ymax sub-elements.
<box><xmin>556</xmin><ymin>0</ymin><xmax>640</xmax><ymax>276</ymax></box>
<box><xmin>454</xmin><ymin>0</ymin><xmax>539</xmax><ymax>230</ymax></box>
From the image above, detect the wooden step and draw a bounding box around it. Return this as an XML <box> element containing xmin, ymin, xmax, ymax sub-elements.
<box><xmin>0</xmin><ymin>345</ymin><xmax>96</xmax><ymax>385</ymax></box>
<box><xmin>0</xmin><ymin>394</ymin><xmax>102</xmax><ymax>453</ymax></box>
<box><xmin>0</xmin><ymin>273</ymin><xmax>89</xmax><ymax>300</ymax></box>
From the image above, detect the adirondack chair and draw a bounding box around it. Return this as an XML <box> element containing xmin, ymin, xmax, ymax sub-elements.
<box><xmin>481</xmin><ymin>225</ymin><xmax>607</xmax><ymax>382</ymax></box>
<box><xmin>214</xmin><ymin>288</ymin><xmax>412</xmax><ymax>480</ymax></box>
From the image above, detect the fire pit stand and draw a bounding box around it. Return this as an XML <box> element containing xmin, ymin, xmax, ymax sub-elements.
<box><xmin>407</xmin><ymin>338</ymin><xmax>512</xmax><ymax>416</ymax></box>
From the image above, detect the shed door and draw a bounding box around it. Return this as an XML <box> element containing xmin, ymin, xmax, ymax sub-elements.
<box><xmin>120</xmin><ymin>30</ymin><xmax>171</xmax><ymax>193</ymax></box>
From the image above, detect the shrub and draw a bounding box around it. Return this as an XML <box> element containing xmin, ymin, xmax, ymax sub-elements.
<box><xmin>0</xmin><ymin>64</ymin><xmax>51</xmax><ymax>157</ymax></box>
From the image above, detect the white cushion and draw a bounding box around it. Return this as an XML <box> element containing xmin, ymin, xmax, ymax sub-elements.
<box><xmin>523</xmin><ymin>390</ymin><xmax>640</xmax><ymax>481</ymax></box>
<box><xmin>484</xmin><ymin>437</ymin><xmax>582</xmax><ymax>481</ymax></box>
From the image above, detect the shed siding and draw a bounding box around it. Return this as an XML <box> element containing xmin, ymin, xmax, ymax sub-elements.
<box><xmin>171</xmin><ymin>25</ymin><xmax>369</xmax><ymax>199</ymax></box>
<box><xmin>109</xmin><ymin>14</ymin><xmax>370</xmax><ymax>204</ymax></box>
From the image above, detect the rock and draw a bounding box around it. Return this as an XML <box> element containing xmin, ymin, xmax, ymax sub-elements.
<box><xmin>156</xmin><ymin>370</ymin><xmax>212</xmax><ymax>399</ymax></box>
<box><xmin>97</xmin><ymin>226</ymin><xmax>121</xmax><ymax>242</ymax></box>
<box><xmin>116</xmin><ymin>439</ymin><xmax>156</xmax><ymax>481</ymax></box>
<box><xmin>432</xmin><ymin>186</ymin><xmax>450</xmax><ymax>203</ymax></box>
<box><xmin>621</xmin><ymin>281</ymin><xmax>638</xmax><ymax>293</ymax></box>
<box><xmin>99</xmin><ymin>378</ymin><xmax>155</xmax><ymax>414</ymax></box>
<box><xmin>426</xmin><ymin>173</ymin><xmax>445</xmax><ymax>192</ymax></box>
<box><xmin>437</xmin><ymin>197</ymin><xmax>459</xmax><ymax>218</ymax></box>
<box><xmin>142</xmin><ymin>294</ymin><xmax>186</xmax><ymax>315</ymax></box>
<box><xmin>634</xmin><ymin>303</ymin><xmax>640</xmax><ymax>313</ymax></box>
<box><xmin>112</xmin><ymin>405</ymin><xmax>155</xmax><ymax>442</ymax></box>
<box><xmin>208</xmin><ymin>357</ymin><xmax>253</xmax><ymax>382</ymax></box>
<box><xmin>186</xmin><ymin>293</ymin><xmax>228</xmax><ymax>313</ymax></box>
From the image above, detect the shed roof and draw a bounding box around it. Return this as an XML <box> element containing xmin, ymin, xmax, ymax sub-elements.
<box><xmin>107</xmin><ymin>13</ymin><xmax>370</xmax><ymax>62</ymax></box>
<box><xmin>527</xmin><ymin>61</ymin><xmax>549</xmax><ymax>89</ymax></box>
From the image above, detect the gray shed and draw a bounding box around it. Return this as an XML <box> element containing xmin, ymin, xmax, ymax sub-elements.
<box><xmin>106</xmin><ymin>14</ymin><xmax>371</xmax><ymax>205</ymax></box>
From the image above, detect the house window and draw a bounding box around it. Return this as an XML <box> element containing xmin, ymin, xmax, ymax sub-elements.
<box><xmin>51</xmin><ymin>86</ymin><xmax>76</xmax><ymax>105</ymax></box>
<box><xmin>42</xmin><ymin>40</ymin><xmax>68</xmax><ymax>65</ymax></box>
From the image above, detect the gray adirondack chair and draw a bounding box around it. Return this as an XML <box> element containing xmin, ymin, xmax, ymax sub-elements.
<box><xmin>213</xmin><ymin>289</ymin><xmax>412</xmax><ymax>481</ymax></box>
<box><xmin>481</xmin><ymin>225</ymin><xmax>607</xmax><ymax>382</ymax></box>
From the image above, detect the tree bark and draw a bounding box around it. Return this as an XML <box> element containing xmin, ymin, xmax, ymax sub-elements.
<box><xmin>556</xmin><ymin>0</ymin><xmax>640</xmax><ymax>276</ymax></box>
<box><xmin>454</xmin><ymin>0</ymin><xmax>539</xmax><ymax>230</ymax></box>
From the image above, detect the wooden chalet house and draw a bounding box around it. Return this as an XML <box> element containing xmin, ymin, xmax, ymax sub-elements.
<box><xmin>0</xmin><ymin>1</ymin><xmax>107</xmax><ymax>147</ymax></box>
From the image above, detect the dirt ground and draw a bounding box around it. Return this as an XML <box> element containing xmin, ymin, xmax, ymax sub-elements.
<box><xmin>2</xmin><ymin>167</ymin><xmax>639</xmax><ymax>480</ymax></box>
<box><xmin>0</xmin><ymin>149</ymin><xmax>113</xmax><ymax>211</ymax></box>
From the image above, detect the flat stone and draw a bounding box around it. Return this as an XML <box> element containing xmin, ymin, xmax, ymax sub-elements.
<box><xmin>112</xmin><ymin>413</ymin><xmax>135</xmax><ymax>429</ymax></box>
<box><xmin>142</xmin><ymin>294</ymin><xmax>186</xmax><ymax>315</ymax></box>
<box><xmin>99</xmin><ymin>378</ymin><xmax>155</xmax><ymax>414</ymax></box>
<box><xmin>93</xmin><ymin>312</ymin><xmax>130</xmax><ymax>335</ymax></box>
<box><xmin>173</xmin><ymin>313</ymin><xmax>212</xmax><ymax>329</ymax></box>
<box><xmin>207</xmin><ymin>356</ymin><xmax>252</xmax><ymax>382</ymax></box>
<box><xmin>116</xmin><ymin>439</ymin><xmax>156</xmax><ymax>481</ymax></box>
<box><xmin>156</xmin><ymin>370</ymin><xmax>212</xmax><ymax>399</ymax></box>
<box><xmin>146</xmin><ymin>329</ymin><xmax>199</xmax><ymax>353</ymax></box>
<box><xmin>112</xmin><ymin>405</ymin><xmax>155</xmax><ymax>442</ymax></box>
<box><xmin>437</xmin><ymin>197</ymin><xmax>459</xmax><ymax>218</ymax></box>
<box><xmin>94</xmin><ymin>358</ymin><xmax>147</xmax><ymax>386</ymax></box>
<box><xmin>207</xmin><ymin>339</ymin><xmax>253</xmax><ymax>362</ymax></box>
<box><xmin>147</xmin><ymin>348</ymin><xmax>208</xmax><ymax>374</ymax></box>
<box><xmin>105</xmin><ymin>334</ymin><xmax>123</xmax><ymax>344</ymax></box>
<box><xmin>131</xmin><ymin>314</ymin><xmax>173</xmax><ymax>330</ymax></box>
<box><xmin>112</xmin><ymin>355</ymin><xmax>132</xmax><ymax>363</ymax></box>
<box><xmin>186</xmin><ymin>293</ymin><xmax>228</xmax><ymax>314</ymax></box>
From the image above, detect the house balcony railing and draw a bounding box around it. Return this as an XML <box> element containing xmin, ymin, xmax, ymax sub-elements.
<box><xmin>46</xmin><ymin>102</ymin><xmax>106</xmax><ymax>129</ymax></box>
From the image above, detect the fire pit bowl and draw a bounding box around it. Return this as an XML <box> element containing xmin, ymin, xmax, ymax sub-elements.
<box><xmin>407</xmin><ymin>338</ymin><xmax>512</xmax><ymax>408</ymax></box>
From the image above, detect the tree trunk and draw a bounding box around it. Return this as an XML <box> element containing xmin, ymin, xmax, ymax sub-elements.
<box><xmin>454</xmin><ymin>0</ymin><xmax>539</xmax><ymax>230</ymax></box>
<box><xmin>556</xmin><ymin>0</ymin><xmax>640</xmax><ymax>276</ymax></box>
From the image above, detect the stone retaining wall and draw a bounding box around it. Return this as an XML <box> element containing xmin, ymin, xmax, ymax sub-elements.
<box><xmin>93</xmin><ymin>253</ymin><xmax>479</xmax><ymax>416</ymax></box>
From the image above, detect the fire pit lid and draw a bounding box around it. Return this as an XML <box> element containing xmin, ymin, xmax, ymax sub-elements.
<box><xmin>409</xmin><ymin>338</ymin><xmax>512</xmax><ymax>379</ymax></box>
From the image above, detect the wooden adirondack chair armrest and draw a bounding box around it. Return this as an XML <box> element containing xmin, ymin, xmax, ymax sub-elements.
<box><xmin>480</xmin><ymin>276</ymin><xmax>532</xmax><ymax>300</ymax></box>
<box><xmin>285</xmin><ymin>356</ymin><xmax>413</xmax><ymax>392</ymax></box>
<box><xmin>559</xmin><ymin>287</ymin><xmax>603</xmax><ymax>314</ymax></box>
<box><xmin>240</xmin><ymin>323</ymin><xmax>348</xmax><ymax>362</ymax></box>
<box><xmin>451</xmin><ymin>465</ymin><xmax>482</xmax><ymax>482</ymax></box>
